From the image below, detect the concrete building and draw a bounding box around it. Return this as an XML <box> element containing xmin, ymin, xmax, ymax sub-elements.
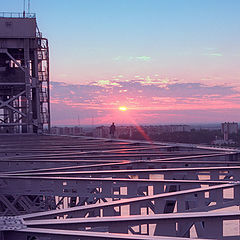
<box><xmin>51</xmin><ymin>126</ymin><xmax>83</xmax><ymax>135</ymax></box>
<box><xmin>93</xmin><ymin>126</ymin><xmax>110</xmax><ymax>138</ymax></box>
<box><xmin>168</xmin><ymin>125</ymin><xmax>191</xmax><ymax>132</ymax></box>
<box><xmin>116</xmin><ymin>126</ymin><xmax>133</xmax><ymax>138</ymax></box>
<box><xmin>221</xmin><ymin>122</ymin><xmax>238</xmax><ymax>141</ymax></box>
<box><xmin>144</xmin><ymin>125</ymin><xmax>191</xmax><ymax>136</ymax></box>
<box><xmin>0</xmin><ymin>12</ymin><xmax>50</xmax><ymax>133</ymax></box>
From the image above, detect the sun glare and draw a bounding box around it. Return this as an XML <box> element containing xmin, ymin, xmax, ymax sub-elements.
<box><xmin>119</xmin><ymin>106</ymin><xmax>127</xmax><ymax>111</ymax></box>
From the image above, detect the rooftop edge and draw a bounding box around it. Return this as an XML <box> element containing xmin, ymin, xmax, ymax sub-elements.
<box><xmin>0</xmin><ymin>12</ymin><xmax>36</xmax><ymax>19</ymax></box>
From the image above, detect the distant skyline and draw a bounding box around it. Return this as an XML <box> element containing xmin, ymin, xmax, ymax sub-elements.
<box><xmin>2</xmin><ymin>0</ymin><xmax>240</xmax><ymax>125</ymax></box>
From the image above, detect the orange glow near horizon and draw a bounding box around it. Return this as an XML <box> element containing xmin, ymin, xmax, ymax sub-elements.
<box><xmin>116</xmin><ymin>105</ymin><xmax>152</xmax><ymax>143</ymax></box>
<box><xmin>119</xmin><ymin>106</ymin><xmax>127</xmax><ymax>111</ymax></box>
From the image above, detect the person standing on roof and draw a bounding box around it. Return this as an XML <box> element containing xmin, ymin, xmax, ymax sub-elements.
<box><xmin>109</xmin><ymin>122</ymin><xmax>116</xmax><ymax>138</ymax></box>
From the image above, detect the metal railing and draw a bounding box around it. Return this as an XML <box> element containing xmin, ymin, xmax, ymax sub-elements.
<box><xmin>0</xmin><ymin>12</ymin><xmax>36</xmax><ymax>18</ymax></box>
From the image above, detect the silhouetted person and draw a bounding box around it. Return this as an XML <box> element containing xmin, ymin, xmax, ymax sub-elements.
<box><xmin>109</xmin><ymin>122</ymin><xmax>116</xmax><ymax>138</ymax></box>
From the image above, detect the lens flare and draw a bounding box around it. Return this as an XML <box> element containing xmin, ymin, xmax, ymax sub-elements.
<box><xmin>119</xmin><ymin>106</ymin><xmax>127</xmax><ymax>111</ymax></box>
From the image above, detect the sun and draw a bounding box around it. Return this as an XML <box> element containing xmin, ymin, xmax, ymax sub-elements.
<box><xmin>119</xmin><ymin>106</ymin><xmax>127</xmax><ymax>111</ymax></box>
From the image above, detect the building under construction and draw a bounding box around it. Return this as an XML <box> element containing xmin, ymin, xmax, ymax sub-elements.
<box><xmin>0</xmin><ymin>12</ymin><xmax>50</xmax><ymax>134</ymax></box>
<box><xmin>2</xmin><ymin>11</ymin><xmax>240</xmax><ymax>240</ymax></box>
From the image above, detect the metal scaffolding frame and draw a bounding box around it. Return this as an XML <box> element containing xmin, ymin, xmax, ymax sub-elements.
<box><xmin>0</xmin><ymin>14</ymin><xmax>50</xmax><ymax>134</ymax></box>
<box><xmin>1</xmin><ymin>134</ymin><xmax>240</xmax><ymax>239</ymax></box>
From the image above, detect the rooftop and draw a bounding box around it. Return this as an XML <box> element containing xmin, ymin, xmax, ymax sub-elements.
<box><xmin>0</xmin><ymin>12</ymin><xmax>36</xmax><ymax>19</ymax></box>
<box><xmin>0</xmin><ymin>134</ymin><xmax>240</xmax><ymax>239</ymax></box>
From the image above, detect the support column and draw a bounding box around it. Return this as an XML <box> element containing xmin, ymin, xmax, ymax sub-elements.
<box><xmin>24</xmin><ymin>38</ymin><xmax>33</xmax><ymax>133</ymax></box>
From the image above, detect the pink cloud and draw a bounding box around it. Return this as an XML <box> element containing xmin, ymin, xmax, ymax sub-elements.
<box><xmin>50</xmin><ymin>78</ymin><xmax>240</xmax><ymax>125</ymax></box>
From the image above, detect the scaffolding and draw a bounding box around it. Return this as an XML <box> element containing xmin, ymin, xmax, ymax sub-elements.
<box><xmin>0</xmin><ymin>13</ymin><xmax>50</xmax><ymax>134</ymax></box>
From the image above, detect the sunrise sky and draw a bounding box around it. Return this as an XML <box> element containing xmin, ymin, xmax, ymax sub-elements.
<box><xmin>3</xmin><ymin>0</ymin><xmax>240</xmax><ymax>125</ymax></box>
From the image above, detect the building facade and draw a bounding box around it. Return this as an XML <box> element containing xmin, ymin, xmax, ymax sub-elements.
<box><xmin>221</xmin><ymin>122</ymin><xmax>238</xmax><ymax>141</ymax></box>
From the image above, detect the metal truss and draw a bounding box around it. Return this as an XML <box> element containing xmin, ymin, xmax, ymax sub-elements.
<box><xmin>0</xmin><ymin>16</ymin><xmax>50</xmax><ymax>134</ymax></box>
<box><xmin>1</xmin><ymin>135</ymin><xmax>240</xmax><ymax>239</ymax></box>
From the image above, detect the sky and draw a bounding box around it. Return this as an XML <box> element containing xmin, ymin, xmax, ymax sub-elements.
<box><xmin>2</xmin><ymin>0</ymin><xmax>240</xmax><ymax>125</ymax></box>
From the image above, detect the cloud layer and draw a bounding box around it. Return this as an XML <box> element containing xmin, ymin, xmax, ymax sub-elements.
<box><xmin>50</xmin><ymin>76</ymin><xmax>240</xmax><ymax>125</ymax></box>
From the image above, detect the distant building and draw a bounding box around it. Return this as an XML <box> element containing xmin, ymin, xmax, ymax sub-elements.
<box><xmin>116</xmin><ymin>126</ymin><xmax>133</xmax><ymax>138</ymax></box>
<box><xmin>144</xmin><ymin>125</ymin><xmax>191</xmax><ymax>136</ymax></box>
<box><xmin>51</xmin><ymin>126</ymin><xmax>83</xmax><ymax>136</ymax></box>
<box><xmin>221</xmin><ymin>122</ymin><xmax>238</xmax><ymax>141</ymax></box>
<box><xmin>212</xmin><ymin>139</ymin><xmax>236</xmax><ymax>146</ymax></box>
<box><xmin>167</xmin><ymin>125</ymin><xmax>191</xmax><ymax>133</ymax></box>
<box><xmin>93</xmin><ymin>126</ymin><xmax>109</xmax><ymax>138</ymax></box>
